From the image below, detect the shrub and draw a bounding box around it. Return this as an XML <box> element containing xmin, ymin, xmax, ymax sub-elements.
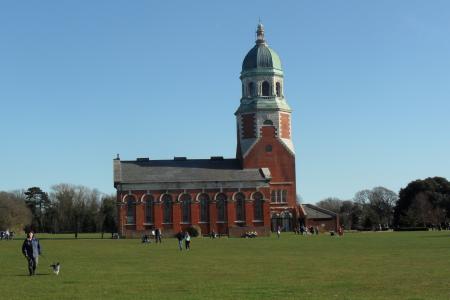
<box><xmin>393</xmin><ymin>227</ymin><xmax>428</xmax><ymax>231</ymax></box>
<box><xmin>186</xmin><ymin>225</ymin><xmax>201</xmax><ymax>237</ymax></box>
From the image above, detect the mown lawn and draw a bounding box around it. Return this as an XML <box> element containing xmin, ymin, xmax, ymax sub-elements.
<box><xmin>1</xmin><ymin>231</ymin><xmax>449</xmax><ymax>299</ymax></box>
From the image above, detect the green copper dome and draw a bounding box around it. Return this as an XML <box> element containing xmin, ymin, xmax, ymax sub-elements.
<box><xmin>242</xmin><ymin>45</ymin><xmax>282</xmax><ymax>71</ymax></box>
<box><xmin>242</xmin><ymin>24</ymin><xmax>282</xmax><ymax>72</ymax></box>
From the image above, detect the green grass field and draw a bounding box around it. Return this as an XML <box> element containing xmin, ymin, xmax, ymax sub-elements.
<box><xmin>1</xmin><ymin>231</ymin><xmax>449</xmax><ymax>299</ymax></box>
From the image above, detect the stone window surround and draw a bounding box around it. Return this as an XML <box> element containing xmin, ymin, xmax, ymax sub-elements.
<box><xmin>121</xmin><ymin>191</ymin><xmax>267</xmax><ymax>203</ymax></box>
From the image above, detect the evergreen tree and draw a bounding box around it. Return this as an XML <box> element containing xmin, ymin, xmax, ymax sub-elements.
<box><xmin>24</xmin><ymin>187</ymin><xmax>50</xmax><ymax>232</ymax></box>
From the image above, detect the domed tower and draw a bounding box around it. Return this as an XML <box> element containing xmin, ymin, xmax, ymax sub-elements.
<box><xmin>236</xmin><ymin>23</ymin><xmax>297</xmax><ymax>221</ymax></box>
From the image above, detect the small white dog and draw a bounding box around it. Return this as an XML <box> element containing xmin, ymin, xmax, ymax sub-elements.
<box><xmin>50</xmin><ymin>262</ymin><xmax>60</xmax><ymax>275</ymax></box>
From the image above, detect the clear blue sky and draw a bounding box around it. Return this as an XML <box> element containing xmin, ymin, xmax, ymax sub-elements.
<box><xmin>1</xmin><ymin>1</ymin><xmax>449</xmax><ymax>203</ymax></box>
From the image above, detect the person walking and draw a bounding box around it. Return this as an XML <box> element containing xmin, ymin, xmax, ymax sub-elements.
<box><xmin>155</xmin><ymin>228</ymin><xmax>162</xmax><ymax>243</ymax></box>
<box><xmin>22</xmin><ymin>231</ymin><xmax>41</xmax><ymax>276</ymax></box>
<box><xmin>184</xmin><ymin>232</ymin><xmax>191</xmax><ymax>250</ymax></box>
<box><xmin>175</xmin><ymin>231</ymin><xmax>184</xmax><ymax>251</ymax></box>
<box><xmin>277</xmin><ymin>225</ymin><xmax>281</xmax><ymax>238</ymax></box>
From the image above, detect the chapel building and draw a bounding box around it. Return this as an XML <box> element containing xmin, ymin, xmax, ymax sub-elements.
<box><xmin>114</xmin><ymin>24</ymin><xmax>301</xmax><ymax>237</ymax></box>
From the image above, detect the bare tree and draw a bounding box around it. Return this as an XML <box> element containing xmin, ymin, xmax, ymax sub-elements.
<box><xmin>353</xmin><ymin>187</ymin><xmax>398</xmax><ymax>229</ymax></box>
<box><xmin>316</xmin><ymin>197</ymin><xmax>343</xmax><ymax>214</ymax></box>
<box><xmin>49</xmin><ymin>184</ymin><xmax>102</xmax><ymax>234</ymax></box>
<box><xmin>0</xmin><ymin>191</ymin><xmax>32</xmax><ymax>232</ymax></box>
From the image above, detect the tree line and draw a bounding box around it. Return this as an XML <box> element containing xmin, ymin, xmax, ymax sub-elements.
<box><xmin>315</xmin><ymin>177</ymin><xmax>450</xmax><ymax>229</ymax></box>
<box><xmin>1</xmin><ymin>177</ymin><xmax>449</xmax><ymax>233</ymax></box>
<box><xmin>0</xmin><ymin>184</ymin><xmax>117</xmax><ymax>235</ymax></box>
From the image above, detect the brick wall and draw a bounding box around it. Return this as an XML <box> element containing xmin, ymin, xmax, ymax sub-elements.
<box><xmin>242</xmin><ymin>126</ymin><xmax>297</xmax><ymax>208</ymax></box>
<box><xmin>241</xmin><ymin>114</ymin><xmax>256</xmax><ymax>138</ymax></box>
<box><xmin>280</xmin><ymin>113</ymin><xmax>291</xmax><ymax>139</ymax></box>
<box><xmin>117</xmin><ymin>187</ymin><xmax>271</xmax><ymax>238</ymax></box>
<box><xmin>306</xmin><ymin>218</ymin><xmax>339</xmax><ymax>232</ymax></box>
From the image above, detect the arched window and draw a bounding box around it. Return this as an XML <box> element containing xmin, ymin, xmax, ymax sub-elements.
<box><xmin>281</xmin><ymin>211</ymin><xmax>293</xmax><ymax>231</ymax></box>
<box><xmin>263</xmin><ymin>119</ymin><xmax>273</xmax><ymax>125</ymax></box>
<box><xmin>144</xmin><ymin>195</ymin><xmax>154</xmax><ymax>224</ymax></box>
<box><xmin>253</xmin><ymin>192</ymin><xmax>264</xmax><ymax>221</ymax></box>
<box><xmin>162</xmin><ymin>194</ymin><xmax>172</xmax><ymax>223</ymax></box>
<box><xmin>180</xmin><ymin>194</ymin><xmax>191</xmax><ymax>223</ymax></box>
<box><xmin>125</xmin><ymin>196</ymin><xmax>136</xmax><ymax>224</ymax></box>
<box><xmin>216</xmin><ymin>193</ymin><xmax>228</xmax><ymax>222</ymax></box>
<box><xmin>276</xmin><ymin>82</ymin><xmax>281</xmax><ymax>97</ymax></box>
<box><xmin>235</xmin><ymin>193</ymin><xmax>246</xmax><ymax>222</ymax></box>
<box><xmin>199</xmin><ymin>194</ymin><xmax>210</xmax><ymax>223</ymax></box>
<box><xmin>248</xmin><ymin>82</ymin><xmax>255</xmax><ymax>97</ymax></box>
<box><xmin>262</xmin><ymin>81</ymin><xmax>270</xmax><ymax>96</ymax></box>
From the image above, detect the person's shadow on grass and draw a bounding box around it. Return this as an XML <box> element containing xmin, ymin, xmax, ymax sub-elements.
<box><xmin>15</xmin><ymin>273</ymin><xmax>51</xmax><ymax>276</ymax></box>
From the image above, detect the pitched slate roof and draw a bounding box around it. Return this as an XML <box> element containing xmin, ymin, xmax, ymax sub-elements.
<box><xmin>114</xmin><ymin>158</ymin><xmax>270</xmax><ymax>185</ymax></box>
<box><xmin>302</xmin><ymin>204</ymin><xmax>337</xmax><ymax>219</ymax></box>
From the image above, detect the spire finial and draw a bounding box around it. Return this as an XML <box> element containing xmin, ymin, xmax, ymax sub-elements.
<box><xmin>256</xmin><ymin>21</ymin><xmax>265</xmax><ymax>45</ymax></box>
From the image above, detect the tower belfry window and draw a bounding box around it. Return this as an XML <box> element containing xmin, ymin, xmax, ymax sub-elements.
<box><xmin>248</xmin><ymin>82</ymin><xmax>255</xmax><ymax>97</ymax></box>
<box><xmin>262</xmin><ymin>81</ymin><xmax>270</xmax><ymax>96</ymax></box>
<box><xmin>276</xmin><ymin>82</ymin><xmax>281</xmax><ymax>97</ymax></box>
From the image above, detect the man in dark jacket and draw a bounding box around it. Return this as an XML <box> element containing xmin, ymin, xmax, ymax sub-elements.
<box><xmin>175</xmin><ymin>231</ymin><xmax>184</xmax><ymax>251</ymax></box>
<box><xmin>22</xmin><ymin>231</ymin><xmax>41</xmax><ymax>276</ymax></box>
<box><xmin>154</xmin><ymin>228</ymin><xmax>162</xmax><ymax>244</ymax></box>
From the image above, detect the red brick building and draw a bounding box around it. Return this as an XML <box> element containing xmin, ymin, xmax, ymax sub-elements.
<box><xmin>299</xmin><ymin>204</ymin><xmax>340</xmax><ymax>232</ymax></box>
<box><xmin>114</xmin><ymin>24</ymin><xmax>301</xmax><ymax>237</ymax></box>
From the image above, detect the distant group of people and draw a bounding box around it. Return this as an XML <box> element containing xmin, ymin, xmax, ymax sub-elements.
<box><xmin>141</xmin><ymin>228</ymin><xmax>196</xmax><ymax>251</ymax></box>
<box><xmin>141</xmin><ymin>228</ymin><xmax>193</xmax><ymax>250</ymax></box>
<box><xmin>330</xmin><ymin>226</ymin><xmax>344</xmax><ymax>236</ymax></box>
<box><xmin>141</xmin><ymin>228</ymin><xmax>163</xmax><ymax>244</ymax></box>
<box><xmin>242</xmin><ymin>231</ymin><xmax>258</xmax><ymax>238</ymax></box>
<box><xmin>294</xmin><ymin>225</ymin><xmax>320</xmax><ymax>235</ymax></box>
<box><xmin>292</xmin><ymin>224</ymin><xmax>347</xmax><ymax>237</ymax></box>
<box><xmin>0</xmin><ymin>230</ymin><xmax>14</xmax><ymax>240</ymax></box>
<box><xmin>428</xmin><ymin>223</ymin><xmax>450</xmax><ymax>231</ymax></box>
<box><xmin>175</xmin><ymin>231</ymin><xmax>191</xmax><ymax>250</ymax></box>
